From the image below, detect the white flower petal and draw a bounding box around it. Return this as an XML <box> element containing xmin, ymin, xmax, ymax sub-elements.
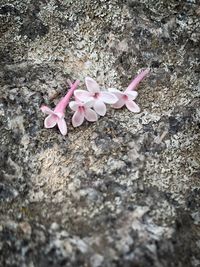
<box><xmin>125</xmin><ymin>100</ymin><xmax>140</xmax><ymax>113</ymax></box>
<box><xmin>112</xmin><ymin>98</ymin><xmax>126</xmax><ymax>109</ymax></box>
<box><xmin>69</xmin><ymin>101</ymin><xmax>79</xmax><ymax>111</ymax></box>
<box><xmin>57</xmin><ymin>118</ymin><xmax>67</xmax><ymax>135</ymax></box>
<box><xmin>44</xmin><ymin>114</ymin><xmax>58</xmax><ymax>128</ymax></box>
<box><xmin>108</xmin><ymin>88</ymin><xmax>122</xmax><ymax>93</ymax></box>
<box><xmin>84</xmin><ymin>99</ymin><xmax>95</xmax><ymax>108</ymax></box>
<box><xmin>74</xmin><ymin>90</ymin><xmax>91</xmax><ymax>102</ymax></box>
<box><xmin>85</xmin><ymin>77</ymin><xmax>100</xmax><ymax>93</ymax></box>
<box><xmin>108</xmin><ymin>88</ymin><xmax>124</xmax><ymax>98</ymax></box>
<box><xmin>93</xmin><ymin>100</ymin><xmax>106</xmax><ymax>116</ymax></box>
<box><xmin>100</xmin><ymin>92</ymin><xmax>118</xmax><ymax>104</ymax></box>
<box><xmin>41</xmin><ymin>105</ymin><xmax>54</xmax><ymax>115</ymax></box>
<box><xmin>84</xmin><ymin>108</ymin><xmax>98</xmax><ymax>122</ymax></box>
<box><xmin>54</xmin><ymin>112</ymin><xmax>64</xmax><ymax>119</ymax></box>
<box><xmin>125</xmin><ymin>91</ymin><xmax>138</xmax><ymax>100</ymax></box>
<box><xmin>72</xmin><ymin>110</ymin><xmax>84</xmax><ymax>127</ymax></box>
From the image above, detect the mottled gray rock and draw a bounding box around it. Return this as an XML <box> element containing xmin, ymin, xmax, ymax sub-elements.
<box><xmin>0</xmin><ymin>0</ymin><xmax>200</xmax><ymax>266</ymax></box>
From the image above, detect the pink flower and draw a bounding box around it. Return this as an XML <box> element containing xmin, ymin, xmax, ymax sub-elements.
<box><xmin>108</xmin><ymin>89</ymin><xmax>140</xmax><ymax>112</ymax></box>
<box><xmin>109</xmin><ymin>69</ymin><xmax>150</xmax><ymax>113</ymax></box>
<box><xmin>69</xmin><ymin>99</ymin><xmax>98</xmax><ymax>127</ymax></box>
<box><xmin>74</xmin><ymin>77</ymin><xmax>118</xmax><ymax>116</ymax></box>
<box><xmin>41</xmin><ymin>80</ymin><xmax>80</xmax><ymax>135</ymax></box>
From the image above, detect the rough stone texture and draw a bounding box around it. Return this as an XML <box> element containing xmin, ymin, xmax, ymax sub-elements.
<box><xmin>0</xmin><ymin>0</ymin><xmax>200</xmax><ymax>266</ymax></box>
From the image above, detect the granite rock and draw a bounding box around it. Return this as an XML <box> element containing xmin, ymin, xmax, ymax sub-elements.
<box><xmin>0</xmin><ymin>0</ymin><xmax>199</xmax><ymax>266</ymax></box>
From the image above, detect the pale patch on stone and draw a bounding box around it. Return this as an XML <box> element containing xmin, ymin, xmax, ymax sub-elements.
<box><xmin>29</xmin><ymin>145</ymin><xmax>72</xmax><ymax>202</ymax></box>
<box><xmin>7</xmin><ymin>115</ymin><xmax>25</xmax><ymax>134</ymax></box>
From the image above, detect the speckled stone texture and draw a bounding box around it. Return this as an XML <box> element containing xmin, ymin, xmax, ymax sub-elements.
<box><xmin>0</xmin><ymin>0</ymin><xmax>200</xmax><ymax>266</ymax></box>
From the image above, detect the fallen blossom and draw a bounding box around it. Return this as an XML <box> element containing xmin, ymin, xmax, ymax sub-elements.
<box><xmin>109</xmin><ymin>69</ymin><xmax>150</xmax><ymax>112</ymax></box>
<box><xmin>74</xmin><ymin>77</ymin><xmax>118</xmax><ymax>116</ymax></box>
<box><xmin>41</xmin><ymin>80</ymin><xmax>80</xmax><ymax>135</ymax></box>
<box><xmin>108</xmin><ymin>89</ymin><xmax>140</xmax><ymax>112</ymax></box>
<box><xmin>69</xmin><ymin>99</ymin><xmax>98</xmax><ymax>127</ymax></box>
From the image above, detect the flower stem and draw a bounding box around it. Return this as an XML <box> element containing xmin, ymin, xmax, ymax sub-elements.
<box><xmin>54</xmin><ymin>80</ymin><xmax>80</xmax><ymax>113</ymax></box>
<box><xmin>126</xmin><ymin>69</ymin><xmax>150</xmax><ymax>92</ymax></box>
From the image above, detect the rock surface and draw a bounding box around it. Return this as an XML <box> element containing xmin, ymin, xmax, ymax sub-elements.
<box><xmin>0</xmin><ymin>0</ymin><xmax>200</xmax><ymax>266</ymax></box>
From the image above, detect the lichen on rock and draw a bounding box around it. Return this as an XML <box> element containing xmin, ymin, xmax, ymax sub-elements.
<box><xmin>0</xmin><ymin>0</ymin><xmax>199</xmax><ymax>266</ymax></box>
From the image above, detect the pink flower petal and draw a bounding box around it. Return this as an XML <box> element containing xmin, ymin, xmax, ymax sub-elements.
<box><xmin>72</xmin><ymin>110</ymin><xmax>84</xmax><ymax>127</ymax></box>
<box><xmin>112</xmin><ymin>98</ymin><xmax>125</xmax><ymax>109</ymax></box>
<box><xmin>57</xmin><ymin>118</ymin><xmax>67</xmax><ymax>135</ymax></box>
<box><xmin>125</xmin><ymin>100</ymin><xmax>140</xmax><ymax>113</ymax></box>
<box><xmin>85</xmin><ymin>77</ymin><xmax>100</xmax><ymax>93</ymax></box>
<box><xmin>100</xmin><ymin>92</ymin><xmax>118</xmax><ymax>104</ymax></box>
<box><xmin>54</xmin><ymin>112</ymin><xmax>64</xmax><ymax>119</ymax></box>
<box><xmin>93</xmin><ymin>100</ymin><xmax>106</xmax><ymax>116</ymax></box>
<box><xmin>108</xmin><ymin>88</ymin><xmax>124</xmax><ymax>99</ymax></box>
<box><xmin>84</xmin><ymin>99</ymin><xmax>95</xmax><ymax>108</ymax></box>
<box><xmin>125</xmin><ymin>91</ymin><xmax>138</xmax><ymax>100</ymax></box>
<box><xmin>84</xmin><ymin>108</ymin><xmax>98</xmax><ymax>122</ymax></box>
<box><xmin>74</xmin><ymin>90</ymin><xmax>91</xmax><ymax>102</ymax></box>
<box><xmin>44</xmin><ymin>114</ymin><xmax>58</xmax><ymax>128</ymax></box>
<box><xmin>69</xmin><ymin>101</ymin><xmax>79</xmax><ymax>111</ymax></box>
<box><xmin>41</xmin><ymin>105</ymin><xmax>54</xmax><ymax>115</ymax></box>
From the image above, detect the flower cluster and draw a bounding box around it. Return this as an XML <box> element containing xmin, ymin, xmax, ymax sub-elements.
<box><xmin>41</xmin><ymin>69</ymin><xmax>149</xmax><ymax>135</ymax></box>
